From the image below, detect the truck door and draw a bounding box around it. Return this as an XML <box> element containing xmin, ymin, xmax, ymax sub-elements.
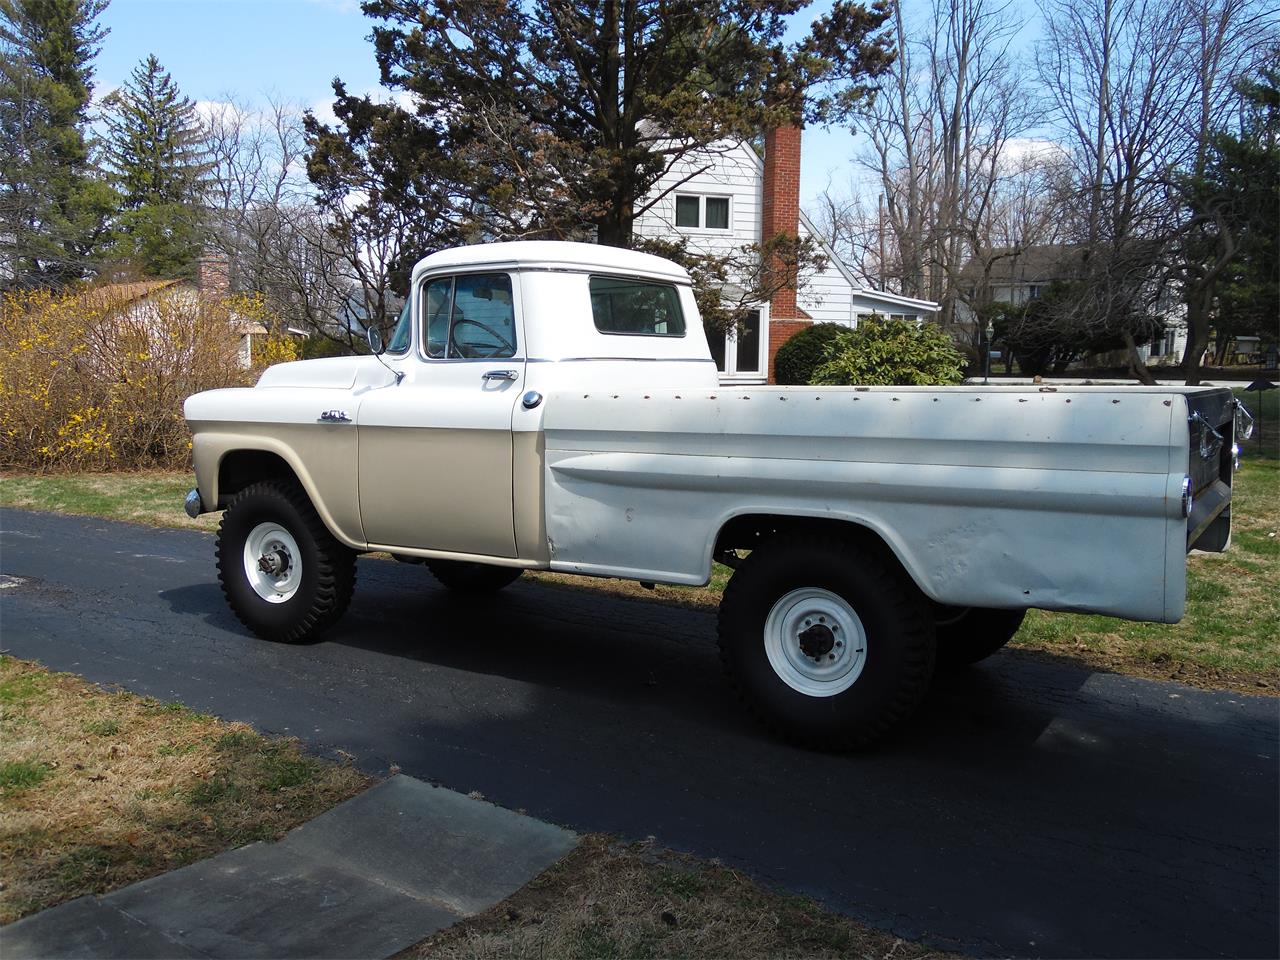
<box><xmin>357</xmin><ymin>271</ymin><xmax>523</xmax><ymax>557</ymax></box>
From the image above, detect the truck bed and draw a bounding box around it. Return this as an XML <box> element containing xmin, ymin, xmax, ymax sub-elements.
<box><xmin>541</xmin><ymin>384</ymin><xmax>1234</xmax><ymax>623</ymax></box>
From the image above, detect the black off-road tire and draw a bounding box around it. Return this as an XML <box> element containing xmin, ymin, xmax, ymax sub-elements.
<box><xmin>216</xmin><ymin>479</ymin><xmax>356</xmax><ymax>643</ymax></box>
<box><xmin>718</xmin><ymin>534</ymin><xmax>936</xmax><ymax>751</ymax></box>
<box><xmin>934</xmin><ymin>607</ymin><xmax>1027</xmax><ymax>669</ymax></box>
<box><xmin>426</xmin><ymin>560</ymin><xmax>523</xmax><ymax>593</ymax></box>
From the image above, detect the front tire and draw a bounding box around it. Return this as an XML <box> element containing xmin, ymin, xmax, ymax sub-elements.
<box><xmin>216</xmin><ymin>480</ymin><xmax>356</xmax><ymax>643</ymax></box>
<box><xmin>718</xmin><ymin>535</ymin><xmax>935</xmax><ymax>751</ymax></box>
<box><xmin>426</xmin><ymin>560</ymin><xmax>522</xmax><ymax>593</ymax></box>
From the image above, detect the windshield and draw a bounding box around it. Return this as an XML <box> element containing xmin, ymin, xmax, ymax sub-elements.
<box><xmin>385</xmin><ymin>298</ymin><xmax>412</xmax><ymax>354</ymax></box>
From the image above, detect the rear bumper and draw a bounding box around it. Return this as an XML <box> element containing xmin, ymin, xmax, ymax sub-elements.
<box><xmin>1184</xmin><ymin>388</ymin><xmax>1238</xmax><ymax>554</ymax></box>
<box><xmin>1187</xmin><ymin>479</ymin><xmax>1231</xmax><ymax>552</ymax></box>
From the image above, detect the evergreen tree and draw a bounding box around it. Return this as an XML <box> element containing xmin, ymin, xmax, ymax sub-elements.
<box><xmin>102</xmin><ymin>54</ymin><xmax>210</xmax><ymax>278</ymax></box>
<box><xmin>0</xmin><ymin>0</ymin><xmax>116</xmax><ymax>287</ymax></box>
<box><xmin>307</xmin><ymin>0</ymin><xmax>894</xmax><ymax>260</ymax></box>
<box><xmin>1178</xmin><ymin>53</ymin><xmax>1280</xmax><ymax>381</ymax></box>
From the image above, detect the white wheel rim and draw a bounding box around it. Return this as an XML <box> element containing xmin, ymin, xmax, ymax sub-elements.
<box><xmin>764</xmin><ymin>587</ymin><xmax>868</xmax><ymax>697</ymax></box>
<box><xmin>243</xmin><ymin>522</ymin><xmax>302</xmax><ymax>603</ymax></box>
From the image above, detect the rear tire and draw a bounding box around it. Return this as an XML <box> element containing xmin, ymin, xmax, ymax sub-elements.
<box><xmin>216</xmin><ymin>480</ymin><xmax>356</xmax><ymax>643</ymax></box>
<box><xmin>934</xmin><ymin>607</ymin><xmax>1027</xmax><ymax>669</ymax></box>
<box><xmin>426</xmin><ymin>560</ymin><xmax>522</xmax><ymax>593</ymax></box>
<box><xmin>718</xmin><ymin>534</ymin><xmax>935</xmax><ymax>751</ymax></box>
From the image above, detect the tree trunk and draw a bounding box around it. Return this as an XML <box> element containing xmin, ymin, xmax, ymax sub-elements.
<box><xmin>596</xmin><ymin>207</ymin><xmax>632</xmax><ymax>248</ymax></box>
<box><xmin>1181</xmin><ymin>293</ymin><xmax>1212</xmax><ymax>386</ymax></box>
<box><xmin>1123</xmin><ymin>330</ymin><xmax>1157</xmax><ymax>384</ymax></box>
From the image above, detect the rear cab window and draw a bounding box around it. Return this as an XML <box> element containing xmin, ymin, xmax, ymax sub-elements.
<box><xmin>589</xmin><ymin>275</ymin><xmax>685</xmax><ymax>337</ymax></box>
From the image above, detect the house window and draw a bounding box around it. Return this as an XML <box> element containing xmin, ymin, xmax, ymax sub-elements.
<box><xmin>675</xmin><ymin>196</ymin><xmax>700</xmax><ymax>228</ymax></box>
<box><xmin>707</xmin><ymin>310</ymin><xmax>763</xmax><ymax>378</ymax></box>
<box><xmin>674</xmin><ymin>194</ymin><xmax>730</xmax><ymax>231</ymax></box>
<box><xmin>1028</xmin><ymin>285</ymin><xmax>1042</xmax><ymax>300</ymax></box>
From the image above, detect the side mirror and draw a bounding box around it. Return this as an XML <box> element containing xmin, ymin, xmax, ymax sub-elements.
<box><xmin>366</xmin><ymin>325</ymin><xmax>385</xmax><ymax>355</ymax></box>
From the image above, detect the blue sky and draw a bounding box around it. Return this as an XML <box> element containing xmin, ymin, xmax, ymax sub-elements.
<box><xmin>94</xmin><ymin>0</ymin><xmax>868</xmax><ymax>209</ymax></box>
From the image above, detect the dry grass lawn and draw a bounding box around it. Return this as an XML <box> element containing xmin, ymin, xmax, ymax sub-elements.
<box><xmin>407</xmin><ymin>834</ymin><xmax>953</xmax><ymax>960</ymax></box>
<box><xmin>0</xmin><ymin>657</ymin><xmax>369</xmax><ymax>923</ymax></box>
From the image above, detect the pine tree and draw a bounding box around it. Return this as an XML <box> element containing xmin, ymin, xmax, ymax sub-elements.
<box><xmin>0</xmin><ymin>0</ymin><xmax>116</xmax><ymax>287</ymax></box>
<box><xmin>308</xmin><ymin>0</ymin><xmax>894</xmax><ymax>251</ymax></box>
<box><xmin>102</xmin><ymin>54</ymin><xmax>210</xmax><ymax>278</ymax></box>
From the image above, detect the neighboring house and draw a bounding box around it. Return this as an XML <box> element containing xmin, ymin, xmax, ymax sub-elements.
<box><xmin>87</xmin><ymin>258</ymin><xmax>267</xmax><ymax>368</ymax></box>
<box><xmin>957</xmin><ymin>244</ymin><xmax>1188</xmax><ymax>367</ymax></box>
<box><xmin>633</xmin><ymin>128</ymin><xmax>938</xmax><ymax>384</ymax></box>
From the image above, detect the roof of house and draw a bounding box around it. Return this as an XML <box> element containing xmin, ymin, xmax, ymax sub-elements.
<box><xmin>76</xmin><ymin>278</ymin><xmax>267</xmax><ymax>337</ymax></box>
<box><xmin>79</xmin><ymin>279</ymin><xmax>181</xmax><ymax>309</ymax></box>
<box><xmin>960</xmin><ymin>243</ymin><xmax>1085</xmax><ymax>285</ymax></box>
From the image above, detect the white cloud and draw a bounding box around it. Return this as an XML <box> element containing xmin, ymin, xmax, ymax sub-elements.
<box><xmin>1001</xmin><ymin>136</ymin><xmax>1069</xmax><ymax>168</ymax></box>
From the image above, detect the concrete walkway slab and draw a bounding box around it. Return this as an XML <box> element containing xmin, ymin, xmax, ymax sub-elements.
<box><xmin>2</xmin><ymin>776</ymin><xmax>577</xmax><ymax>959</ymax></box>
<box><xmin>0</xmin><ymin>896</ymin><xmax>206</xmax><ymax>959</ymax></box>
<box><xmin>280</xmin><ymin>774</ymin><xmax>579</xmax><ymax>914</ymax></box>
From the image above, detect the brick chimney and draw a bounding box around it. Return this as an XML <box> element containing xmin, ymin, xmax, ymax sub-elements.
<box><xmin>195</xmin><ymin>252</ymin><xmax>230</xmax><ymax>300</ymax></box>
<box><xmin>761</xmin><ymin>125</ymin><xmax>810</xmax><ymax>382</ymax></box>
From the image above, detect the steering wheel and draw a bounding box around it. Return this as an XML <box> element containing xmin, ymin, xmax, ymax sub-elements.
<box><xmin>450</xmin><ymin>318</ymin><xmax>516</xmax><ymax>358</ymax></box>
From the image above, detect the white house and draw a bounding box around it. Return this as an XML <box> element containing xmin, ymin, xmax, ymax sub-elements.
<box><xmin>956</xmin><ymin>244</ymin><xmax>1190</xmax><ymax>368</ymax></box>
<box><xmin>633</xmin><ymin>127</ymin><xmax>938</xmax><ymax>383</ymax></box>
<box><xmin>85</xmin><ymin>258</ymin><xmax>267</xmax><ymax>369</ymax></box>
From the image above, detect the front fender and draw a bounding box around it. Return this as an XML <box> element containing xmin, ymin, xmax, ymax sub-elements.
<box><xmin>190</xmin><ymin>426</ymin><xmax>366</xmax><ymax>549</ymax></box>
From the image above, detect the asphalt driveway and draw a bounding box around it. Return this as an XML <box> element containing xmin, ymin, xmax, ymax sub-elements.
<box><xmin>1</xmin><ymin>507</ymin><xmax>1276</xmax><ymax>959</ymax></box>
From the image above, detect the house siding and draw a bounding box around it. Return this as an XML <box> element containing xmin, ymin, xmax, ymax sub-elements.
<box><xmin>635</xmin><ymin>138</ymin><xmax>938</xmax><ymax>383</ymax></box>
<box><xmin>633</xmin><ymin>142</ymin><xmax>762</xmax><ymax>261</ymax></box>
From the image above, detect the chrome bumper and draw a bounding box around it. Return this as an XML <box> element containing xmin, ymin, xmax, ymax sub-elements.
<box><xmin>184</xmin><ymin>488</ymin><xmax>205</xmax><ymax>519</ymax></box>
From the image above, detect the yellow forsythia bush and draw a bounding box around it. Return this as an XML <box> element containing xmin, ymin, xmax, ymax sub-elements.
<box><xmin>1</xmin><ymin>285</ymin><xmax>283</xmax><ymax>471</ymax></box>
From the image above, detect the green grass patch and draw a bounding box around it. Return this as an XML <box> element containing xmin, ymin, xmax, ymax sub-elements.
<box><xmin>0</xmin><ymin>760</ymin><xmax>49</xmax><ymax>792</ymax></box>
<box><xmin>82</xmin><ymin>718</ymin><xmax>121</xmax><ymax>737</ymax></box>
<box><xmin>0</xmin><ymin>471</ymin><xmax>216</xmax><ymax>531</ymax></box>
<box><xmin>0</xmin><ymin>670</ymin><xmax>51</xmax><ymax>706</ymax></box>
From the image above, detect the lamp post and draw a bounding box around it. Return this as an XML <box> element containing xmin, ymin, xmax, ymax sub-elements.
<box><xmin>984</xmin><ymin>320</ymin><xmax>995</xmax><ymax>385</ymax></box>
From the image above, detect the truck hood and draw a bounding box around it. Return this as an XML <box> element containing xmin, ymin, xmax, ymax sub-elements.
<box><xmin>256</xmin><ymin>355</ymin><xmax>377</xmax><ymax>390</ymax></box>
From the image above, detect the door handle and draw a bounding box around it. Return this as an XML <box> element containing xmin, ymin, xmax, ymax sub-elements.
<box><xmin>482</xmin><ymin>369</ymin><xmax>519</xmax><ymax>381</ymax></box>
<box><xmin>319</xmin><ymin>410</ymin><xmax>351</xmax><ymax>422</ymax></box>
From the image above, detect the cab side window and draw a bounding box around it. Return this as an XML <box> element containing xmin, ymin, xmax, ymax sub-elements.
<box><xmin>419</xmin><ymin>273</ymin><xmax>517</xmax><ymax>360</ymax></box>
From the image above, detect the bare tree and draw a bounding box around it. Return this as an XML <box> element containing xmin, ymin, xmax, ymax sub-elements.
<box><xmin>848</xmin><ymin>0</ymin><xmax>1035</xmax><ymax>331</ymax></box>
<box><xmin>1034</xmin><ymin>0</ymin><xmax>1267</xmax><ymax>382</ymax></box>
<box><xmin>202</xmin><ymin>96</ymin><xmax>368</xmax><ymax>350</ymax></box>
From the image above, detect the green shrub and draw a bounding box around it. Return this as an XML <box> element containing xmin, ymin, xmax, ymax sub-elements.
<box><xmin>812</xmin><ymin>316</ymin><xmax>966</xmax><ymax>386</ymax></box>
<box><xmin>772</xmin><ymin>322</ymin><xmax>850</xmax><ymax>385</ymax></box>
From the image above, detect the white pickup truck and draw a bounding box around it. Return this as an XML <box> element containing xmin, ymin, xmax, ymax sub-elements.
<box><xmin>184</xmin><ymin>241</ymin><xmax>1248</xmax><ymax>749</ymax></box>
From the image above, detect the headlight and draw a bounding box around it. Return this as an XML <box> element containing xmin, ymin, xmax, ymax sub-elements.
<box><xmin>1181</xmin><ymin>477</ymin><xmax>1193</xmax><ymax>518</ymax></box>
